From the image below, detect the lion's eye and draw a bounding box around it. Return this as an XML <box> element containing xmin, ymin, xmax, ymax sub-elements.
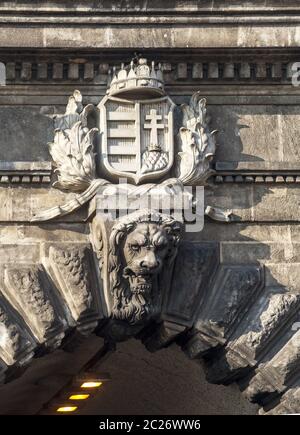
<box><xmin>130</xmin><ymin>244</ymin><xmax>140</xmax><ymax>252</ymax></box>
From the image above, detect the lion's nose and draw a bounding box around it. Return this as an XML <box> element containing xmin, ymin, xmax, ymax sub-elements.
<box><xmin>140</xmin><ymin>254</ymin><xmax>160</xmax><ymax>270</ymax></box>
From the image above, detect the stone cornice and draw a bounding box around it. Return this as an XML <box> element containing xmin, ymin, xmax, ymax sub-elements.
<box><xmin>0</xmin><ymin>2</ymin><xmax>299</xmax><ymax>51</ymax></box>
<box><xmin>0</xmin><ymin>162</ymin><xmax>51</xmax><ymax>185</ymax></box>
<box><xmin>1</xmin><ymin>58</ymin><xmax>298</xmax><ymax>85</ymax></box>
<box><xmin>213</xmin><ymin>162</ymin><xmax>300</xmax><ymax>185</ymax></box>
<box><xmin>0</xmin><ymin>24</ymin><xmax>299</xmax><ymax>50</ymax></box>
<box><xmin>0</xmin><ymin>1</ymin><xmax>299</xmax><ymax>15</ymax></box>
<box><xmin>3</xmin><ymin>161</ymin><xmax>300</xmax><ymax>186</ymax></box>
<box><xmin>2</xmin><ymin>15</ymin><xmax>300</xmax><ymax>25</ymax></box>
<box><xmin>1</xmin><ymin>0</ymin><xmax>300</xmax><ymax>30</ymax></box>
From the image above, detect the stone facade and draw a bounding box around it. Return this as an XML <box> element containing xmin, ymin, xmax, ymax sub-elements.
<box><xmin>0</xmin><ymin>1</ymin><xmax>300</xmax><ymax>415</ymax></box>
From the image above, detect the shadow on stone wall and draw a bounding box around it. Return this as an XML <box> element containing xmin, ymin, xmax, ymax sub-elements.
<box><xmin>0</xmin><ymin>107</ymin><xmax>55</xmax><ymax>161</ymax></box>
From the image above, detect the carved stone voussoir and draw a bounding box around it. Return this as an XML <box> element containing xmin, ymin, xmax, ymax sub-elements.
<box><xmin>3</xmin><ymin>265</ymin><xmax>65</xmax><ymax>350</ymax></box>
<box><xmin>243</xmin><ymin>326</ymin><xmax>300</xmax><ymax>405</ymax></box>
<box><xmin>0</xmin><ymin>292</ymin><xmax>36</xmax><ymax>367</ymax></box>
<box><xmin>263</xmin><ymin>387</ymin><xmax>300</xmax><ymax>415</ymax></box>
<box><xmin>182</xmin><ymin>264</ymin><xmax>263</xmax><ymax>359</ymax></box>
<box><xmin>48</xmin><ymin>244</ymin><xmax>104</xmax><ymax>334</ymax></box>
<box><xmin>196</xmin><ymin>265</ymin><xmax>264</xmax><ymax>341</ymax></box>
<box><xmin>162</xmin><ymin>242</ymin><xmax>219</xmax><ymax>327</ymax></box>
<box><xmin>203</xmin><ymin>290</ymin><xmax>300</xmax><ymax>388</ymax></box>
<box><xmin>229</xmin><ymin>292</ymin><xmax>300</xmax><ymax>364</ymax></box>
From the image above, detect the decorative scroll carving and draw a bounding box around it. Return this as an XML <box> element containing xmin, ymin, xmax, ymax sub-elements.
<box><xmin>108</xmin><ymin>210</ymin><xmax>182</xmax><ymax>325</ymax></box>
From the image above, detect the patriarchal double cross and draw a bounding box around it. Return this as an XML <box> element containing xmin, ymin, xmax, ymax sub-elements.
<box><xmin>144</xmin><ymin>109</ymin><xmax>165</xmax><ymax>147</ymax></box>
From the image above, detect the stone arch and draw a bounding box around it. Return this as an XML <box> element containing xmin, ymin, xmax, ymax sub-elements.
<box><xmin>0</xmin><ymin>234</ymin><xmax>299</xmax><ymax>415</ymax></box>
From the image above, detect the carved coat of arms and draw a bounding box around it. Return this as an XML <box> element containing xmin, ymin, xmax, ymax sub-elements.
<box><xmin>98</xmin><ymin>94</ymin><xmax>175</xmax><ymax>184</ymax></box>
<box><xmin>32</xmin><ymin>57</ymin><xmax>220</xmax><ymax>222</ymax></box>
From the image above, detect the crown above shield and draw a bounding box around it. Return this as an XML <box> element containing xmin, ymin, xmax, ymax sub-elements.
<box><xmin>107</xmin><ymin>58</ymin><xmax>165</xmax><ymax>99</ymax></box>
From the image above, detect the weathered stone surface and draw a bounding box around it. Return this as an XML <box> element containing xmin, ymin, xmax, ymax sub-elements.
<box><xmin>265</xmin><ymin>263</ymin><xmax>300</xmax><ymax>291</ymax></box>
<box><xmin>186</xmin><ymin>222</ymin><xmax>296</xmax><ymax>243</ymax></box>
<box><xmin>0</xmin><ymin>23</ymin><xmax>299</xmax><ymax>50</ymax></box>
<box><xmin>244</xmin><ymin>328</ymin><xmax>300</xmax><ymax>404</ymax></box>
<box><xmin>194</xmin><ymin>265</ymin><xmax>263</xmax><ymax>344</ymax></box>
<box><xmin>0</xmin><ymin>188</ymin><xmax>88</xmax><ymax>222</ymax></box>
<box><xmin>206</xmin><ymin>185</ymin><xmax>300</xmax><ymax>222</ymax></box>
<box><xmin>0</xmin><ymin>108</ymin><xmax>53</xmax><ymax>161</ymax></box>
<box><xmin>3</xmin><ymin>103</ymin><xmax>300</xmax><ymax>171</ymax></box>
<box><xmin>221</xmin><ymin>242</ymin><xmax>295</xmax><ymax>264</ymax></box>
<box><xmin>211</xmin><ymin>106</ymin><xmax>300</xmax><ymax>164</ymax></box>
<box><xmin>163</xmin><ymin>242</ymin><xmax>219</xmax><ymax>326</ymax></box>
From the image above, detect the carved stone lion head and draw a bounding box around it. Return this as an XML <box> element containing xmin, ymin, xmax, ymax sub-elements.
<box><xmin>108</xmin><ymin>209</ymin><xmax>182</xmax><ymax>325</ymax></box>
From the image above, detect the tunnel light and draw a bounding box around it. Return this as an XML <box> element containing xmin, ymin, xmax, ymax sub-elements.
<box><xmin>42</xmin><ymin>372</ymin><xmax>111</xmax><ymax>415</ymax></box>
<box><xmin>56</xmin><ymin>405</ymin><xmax>78</xmax><ymax>413</ymax></box>
<box><xmin>80</xmin><ymin>381</ymin><xmax>102</xmax><ymax>389</ymax></box>
<box><xmin>69</xmin><ymin>394</ymin><xmax>90</xmax><ymax>400</ymax></box>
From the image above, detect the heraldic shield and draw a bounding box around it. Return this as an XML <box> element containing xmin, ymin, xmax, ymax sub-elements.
<box><xmin>98</xmin><ymin>95</ymin><xmax>176</xmax><ymax>184</ymax></box>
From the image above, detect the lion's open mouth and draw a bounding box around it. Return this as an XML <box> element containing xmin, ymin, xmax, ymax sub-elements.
<box><xmin>123</xmin><ymin>268</ymin><xmax>153</xmax><ymax>295</ymax></box>
<box><xmin>129</xmin><ymin>275</ymin><xmax>152</xmax><ymax>295</ymax></box>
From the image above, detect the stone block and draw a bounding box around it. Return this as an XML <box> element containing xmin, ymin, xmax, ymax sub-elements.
<box><xmin>0</xmin><ymin>107</ymin><xmax>53</xmax><ymax>161</ymax></box>
<box><xmin>0</xmin><ymin>244</ymin><xmax>40</xmax><ymax>264</ymax></box>
<box><xmin>20</xmin><ymin>62</ymin><xmax>32</xmax><ymax>81</ymax></box>
<box><xmin>6</xmin><ymin>62</ymin><xmax>15</xmax><ymax>80</ymax></box>
<box><xmin>163</xmin><ymin>242</ymin><xmax>219</xmax><ymax>326</ymax></box>
<box><xmin>221</xmin><ymin>242</ymin><xmax>286</xmax><ymax>264</ymax></box>
<box><xmin>252</xmin><ymin>186</ymin><xmax>300</xmax><ymax>222</ymax></box>
<box><xmin>265</xmin><ymin>263</ymin><xmax>300</xmax><ymax>291</ymax></box>
<box><xmin>255</xmin><ymin>63</ymin><xmax>267</xmax><ymax>79</ymax></box>
<box><xmin>185</xmin><ymin>223</ymin><xmax>293</xmax><ymax>244</ymax></box>
<box><xmin>52</xmin><ymin>63</ymin><xmax>63</xmax><ymax>79</ymax></box>
<box><xmin>0</xmin><ymin>188</ymin><xmax>88</xmax><ymax>222</ymax></box>
<box><xmin>177</xmin><ymin>63</ymin><xmax>187</xmax><ymax>79</ymax></box>
<box><xmin>223</xmin><ymin>63</ymin><xmax>235</xmax><ymax>78</ymax></box>
<box><xmin>84</xmin><ymin>63</ymin><xmax>94</xmax><ymax>80</ymax></box>
<box><xmin>211</xmin><ymin>105</ymin><xmax>300</xmax><ymax>164</ymax></box>
<box><xmin>68</xmin><ymin>63</ymin><xmax>79</xmax><ymax>80</ymax></box>
<box><xmin>208</xmin><ymin>63</ymin><xmax>219</xmax><ymax>79</ymax></box>
<box><xmin>37</xmin><ymin>63</ymin><xmax>48</xmax><ymax>80</ymax></box>
<box><xmin>192</xmin><ymin>63</ymin><xmax>203</xmax><ymax>79</ymax></box>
